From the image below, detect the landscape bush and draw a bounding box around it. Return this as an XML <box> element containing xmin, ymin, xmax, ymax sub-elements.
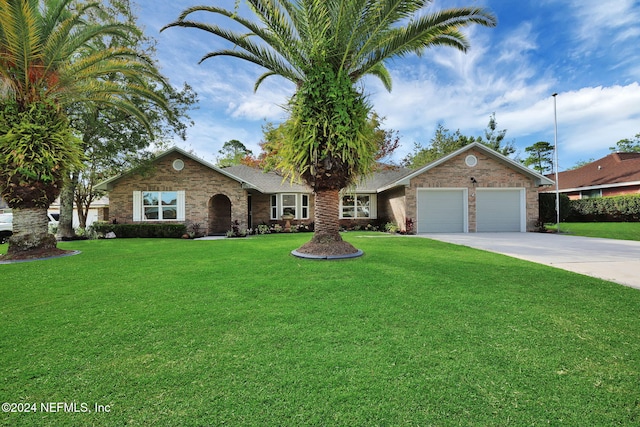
<box><xmin>91</xmin><ymin>222</ymin><xmax>187</xmax><ymax>238</ymax></box>
<box><xmin>538</xmin><ymin>193</ymin><xmax>571</xmax><ymax>223</ymax></box>
<box><xmin>568</xmin><ymin>194</ymin><xmax>640</xmax><ymax>222</ymax></box>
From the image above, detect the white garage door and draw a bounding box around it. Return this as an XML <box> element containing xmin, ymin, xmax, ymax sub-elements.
<box><xmin>417</xmin><ymin>189</ymin><xmax>466</xmax><ymax>233</ymax></box>
<box><xmin>476</xmin><ymin>189</ymin><xmax>523</xmax><ymax>232</ymax></box>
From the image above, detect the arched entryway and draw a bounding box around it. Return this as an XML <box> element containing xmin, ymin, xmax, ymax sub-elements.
<box><xmin>208</xmin><ymin>194</ymin><xmax>231</xmax><ymax>235</ymax></box>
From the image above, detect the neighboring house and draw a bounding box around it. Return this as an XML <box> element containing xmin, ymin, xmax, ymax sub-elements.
<box><xmin>95</xmin><ymin>143</ymin><xmax>553</xmax><ymax>234</ymax></box>
<box><xmin>545</xmin><ymin>153</ymin><xmax>640</xmax><ymax>200</ymax></box>
<box><xmin>48</xmin><ymin>196</ymin><xmax>110</xmax><ymax>229</ymax></box>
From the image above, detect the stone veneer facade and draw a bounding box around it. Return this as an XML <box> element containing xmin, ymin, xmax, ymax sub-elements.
<box><xmin>404</xmin><ymin>148</ymin><xmax>541</xmax><ymax>232</ymax></box>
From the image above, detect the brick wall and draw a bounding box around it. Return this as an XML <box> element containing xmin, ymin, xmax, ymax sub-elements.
<box><xmin>249</xmin><ymin>193</ymin><xmax>271</xmax><ymax>227</ymax></box>
<box><xmin>405</xmin><ymin>148</ymin><xmax>541</xmax><ymax>231</ymax></box>
<box><xmin>378</xmin><ymin>186</ymin><xmax>407</xmax><ymax>231</ymax></box>
<box><xmin>603</xmin><ymin>185</ymin><xmax>640</xmax><ymax>197</ymax></box>
<box><xmin>108</xmin><ymin>152</ymin><xmax>248</xmax><ymax>234</ymax></box>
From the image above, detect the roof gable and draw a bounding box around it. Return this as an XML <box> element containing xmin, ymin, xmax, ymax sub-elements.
<box><xmin>380</xmin><ymin>142</ymin><xmax>554</xmax><ymax>191</ymax></box>
<box><xmin>554</xmin><ymin>152</ymin><xmax>640</xmax><ymax>190</ymax></box>
<box><xmin>95</xmin><ymin>147</ymin><xmax>249</xmax><ymax>191</ymax></box>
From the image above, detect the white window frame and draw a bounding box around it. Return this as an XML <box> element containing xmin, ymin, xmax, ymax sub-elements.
<box><xmin>340</xmin><ymin>193</ymin><xmax>377</xmax><ymax>219</ymax></box>
<box><xmin>270</xmin><ymin>194</ymin><xmax>310</xmax><ymax>220</ymax></box>
<box><xmin>580</xmin><ymin>189</ymin><xmax>602</xmax><ymax>199</ymax></box>
<box><xmin>281</xmin><ymin>194</ymin><xmax>297</xmax><ymax>217</ymax></box>
<box><xmin>133</xmin><ymin>191</ymin><xmax>185</xmax><ymax>221</ymax></box>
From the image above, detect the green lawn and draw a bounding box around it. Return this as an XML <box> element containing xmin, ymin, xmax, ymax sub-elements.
<box><xmin>1</xmin><ymin>234</ymin><xmax>639</xmax><ymax>426</ymax></box>
<box><xmin>548</xmin><ymin>222</ymin><xmax>640</xmax><ymax>241</ymax></box>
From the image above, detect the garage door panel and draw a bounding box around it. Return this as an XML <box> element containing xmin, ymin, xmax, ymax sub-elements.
<box><xmin>417</xmin><ymin>190</ymin><xmax>465</xmax><ymax>233</ymax></box>
<box><xmin>476</xmin><ymin>190</ymin><xmax>522</xmax><ymax>232</ymax></box>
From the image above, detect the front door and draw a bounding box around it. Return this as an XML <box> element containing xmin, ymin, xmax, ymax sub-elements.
<box><xmin>208</xmin><ymin>194</ymin><xmax>231</xmax><ymax>235</ymax></box>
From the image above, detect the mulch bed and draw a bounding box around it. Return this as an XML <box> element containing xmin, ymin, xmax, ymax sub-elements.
<box><xmin>0</xmin><ymin>248</ymin><xmax>77</xmax><ymax>263</ymax></box>
<box><xmin>294</xmin><ymin>240</ymin><xmax>360</xmax><ymax>257</ymax></box>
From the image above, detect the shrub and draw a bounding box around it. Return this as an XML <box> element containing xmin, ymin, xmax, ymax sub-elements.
<box><xmin>226</xmin><ymin>220</ymin><xmax>247</xmax><ymax>238</ymax></box>
<box><xmin>91</xmin><ymin>222</ymin><xmax>187</xmax><ymax>238</ymax></box>
<box><xmin>539</xmin><ymin>193</ymin><xmax>571</xmax><ymax>223</ymax></box>
<box><xmin>187</xmin><ymin>222</ymin><xmax>204</xmax><ymax>238</ymax></box>
<box><xmin>404</xmin><ymin>217</ymin><xmax>415</xmax><ymax>234</ymax></box>
<box><xmin>256</xmin><ymin>224</ymin><xmax>271</xmax><ymax>235</ymax></box>
<box><xmin>568</xmin><ymin>194</ymin><xmax>640</xmax><ymax>222</ymax></box>
<box><xmin>384</xmin><ymin>222</ymin><xmax>398</xmax><ymax>233</ymax></box>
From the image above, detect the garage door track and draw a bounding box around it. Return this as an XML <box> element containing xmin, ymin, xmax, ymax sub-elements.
<box><xmin>419</xmin><ymin>232</ymin><xmax>640</xmax><ymax>290</ymax></box>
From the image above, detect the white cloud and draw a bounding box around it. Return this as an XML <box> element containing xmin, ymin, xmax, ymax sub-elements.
<box><xmin>569</xmin><ymin>0</ymin><xmax>640</xmax><ymax>45</ymax></box>
<box><xmin>554</xmin><ymin>84</ymin><xmax>640</xmax><ymax>148</ymax></box>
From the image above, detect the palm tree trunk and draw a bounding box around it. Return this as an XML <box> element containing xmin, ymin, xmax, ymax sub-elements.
<box><xmin>8</xmin><ymin>207</ymin><xmax>57</xmax><ymax>255</ymax></box>
<box><xmin>294</xmin><ymin>188</ymin><xmax>360</xmax><ymax>257</ymax></box>
<box><xmin>311</xmin><ymin>188</ymin><xmax>342</xmax><ymax>244</ymax></box>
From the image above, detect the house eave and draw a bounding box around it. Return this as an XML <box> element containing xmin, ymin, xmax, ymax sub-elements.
<box><xmin>541</xmin><ymin>180</ymin><xmax>640</xmax><ymax>193</ymax></box>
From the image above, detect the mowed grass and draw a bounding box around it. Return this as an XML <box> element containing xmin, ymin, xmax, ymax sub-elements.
<box><xmin>548</xmin><ymin>222</ymin><xmax>640</xmax><ymax>241</ymax></box>
<box><xmin>1</xmin><ymin>234</ymin><xmax>639</xmax><ymax>426</ymax></box>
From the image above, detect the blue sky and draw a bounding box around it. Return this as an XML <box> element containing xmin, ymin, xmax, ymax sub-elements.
<box><xmin>135</xmin><ymin>0</ymin><xmax>640</xmax><ymax>171</ymax></box>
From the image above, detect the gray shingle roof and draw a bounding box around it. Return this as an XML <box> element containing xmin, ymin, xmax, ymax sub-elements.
<box><xmin>224</xmin><ymin>165</ymin><xmax>311</xmax><ymax>193</ymax></box>
<box><xmin>351</xmin><ymin>167</ymin><xmax>413</xmax><ymax>192</ymax></box>
<box><xmin>226</xmin><ymin>164</ymin><xmax>413</xmax><ymax>193</ymax></box>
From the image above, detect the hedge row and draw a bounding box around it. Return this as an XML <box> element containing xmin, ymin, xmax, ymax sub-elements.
<box><xmin>567</xmin><ymin>194</ymin><xmax>640</xmax><ymax>222</ymax></box>
<box><xmin>92</xmin><ymin>223</ymin><xmax>187</xmax><ymax>238</ymax></box>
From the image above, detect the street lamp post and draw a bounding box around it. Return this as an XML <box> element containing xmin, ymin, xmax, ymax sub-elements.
<box><xmin>552</xmin><ymin>93</ymin><xmax>560</xmax><ymax>233</ymax></box>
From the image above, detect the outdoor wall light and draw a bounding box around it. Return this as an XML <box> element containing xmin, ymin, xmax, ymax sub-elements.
<box><xmin>470</xmin><ymin>177</ymin><xmax>478</xmax><ymax>184</ymax></box>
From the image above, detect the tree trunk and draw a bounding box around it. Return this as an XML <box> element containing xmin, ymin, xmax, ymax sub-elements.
<box><xmin>57</xmin><ymin>172</ymin><xmax>78</xmax><ymax>240</ymax></box>
<box><xmin>295</xmin><ymin>188</ymin><xmax>360</xmax><ymax>257</ymax></box>
<box><xmin>7</xmin><ymin>207</ymin><xmax>57</xmax><ymax>255</ymax></box>
<box><xmin>78</xmin><ymin>204</ymin><xmax>88</xmax><ymax>229</ymax></box>
<box><xmin>75</xmin><ymin>179</ymin><xmax>95</xmax><ymax>230</ymax></box>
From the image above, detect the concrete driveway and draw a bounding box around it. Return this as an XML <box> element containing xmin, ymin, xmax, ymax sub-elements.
<box><xmin>419</xmin><ymin>232</ymin><xmax>640</xmax><ymax>290</ymax></box>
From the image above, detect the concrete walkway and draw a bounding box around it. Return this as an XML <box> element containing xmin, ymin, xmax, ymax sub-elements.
<box><xmin>418</xmin><ymin>232</ymin><xmax>640</xmax><ymax>290</ymax></box>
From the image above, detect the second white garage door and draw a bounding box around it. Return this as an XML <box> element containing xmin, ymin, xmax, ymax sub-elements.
<box><xmin>417</xmin><ymin>189</ymin><xmax>467</xmax><ymax>233</ymax></box>
<box><xmin>476</xmin><ymin>189</ymin><xmax>524</xmax><ymax>232</ymax></box>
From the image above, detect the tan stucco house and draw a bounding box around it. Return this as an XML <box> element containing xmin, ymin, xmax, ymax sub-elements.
<box><xmin>96</xmin><ymin>143</ymin><xmax>553</xmax><ymax>234</ymax></box>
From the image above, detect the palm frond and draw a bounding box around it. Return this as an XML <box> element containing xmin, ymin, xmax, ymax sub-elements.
<box><xmin>164</xmin><ymin>4</ymin><xmax>306</xmax><ymax>85</ymax></box>
<box><xmin>352</xmin><ymin>5</ymin><xmax>496</xmax><ymax>87</ymax></box>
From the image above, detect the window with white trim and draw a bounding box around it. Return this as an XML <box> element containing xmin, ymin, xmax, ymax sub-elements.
<box><xmin>282</xmin><ymin>194</ymin><xmax>296</xmax><ymax>217</ymax></box>
<box><xmin>340</xmin><ymin>194</ymin><xmax>377</xmax><ymax>219</ymax></box>
<box><xmin>581</xmin><ymin>189</ymin><xmax>602</xmax><ymax>199</ymax></box>
<box><xmin>270</xmin><ymin>194</ymin><xmax>310</xmax><ymax>220</ymax></box>
<box><xmin>133</xmin><ymin>191</ymin><xmax>185</xmax><ymax>221</ymax></box>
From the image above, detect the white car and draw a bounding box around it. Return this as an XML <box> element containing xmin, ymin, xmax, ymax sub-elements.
<box><xmin>0</xmin><ymin>213</ymin><xmax>12</xmax><ymax>244</ymax></box>
<box><xmin>0</xmin><ymin>212</ymin><xmax>59</xmax><ymax>244</ymax></box>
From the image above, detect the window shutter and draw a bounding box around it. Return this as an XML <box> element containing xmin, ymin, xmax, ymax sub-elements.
<box><xmin>270</xmin><ymin>195</ymin><xmax>277</xmax><ymax>220</ymax></box>
<box><xmin>132</xmin><ymin>191</ymin><xmax>142</xmax><ymax>221</ymax></box>
<box><xmin>370</xmin><ymin>194</ymin><xmax>378</xmax><ymax>219</ymax></box>
<box><xmin>177</xmin><ymin>191</ymin><xmax>186</xmax><ymax>221</ymax></box>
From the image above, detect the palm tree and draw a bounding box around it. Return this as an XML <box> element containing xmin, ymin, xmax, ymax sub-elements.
<box><xmin>163</xmin><ymin>0</ymin><xmax>496</xmax><ymax>256</ymax></box>
<box><xmin>0</xmin><ymin>0</ymin><xmax>171</xmax><ymax>257</ymax></box>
